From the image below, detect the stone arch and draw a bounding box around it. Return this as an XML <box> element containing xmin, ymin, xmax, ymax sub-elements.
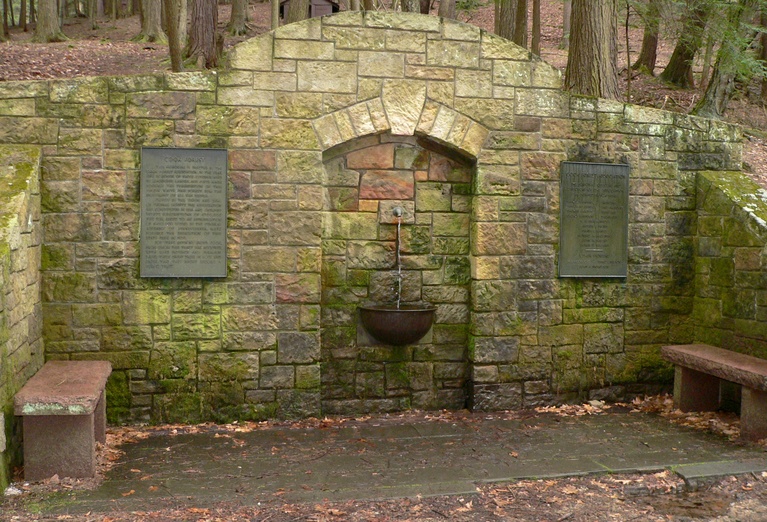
<box><xmin>311</xmin><ymin>97</ymin><xmax>489</xmax><ymax>162</ymax></box>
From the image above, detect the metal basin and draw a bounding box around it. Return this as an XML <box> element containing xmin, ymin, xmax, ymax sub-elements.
<box><xmin>358</xmin><ymin>304</ymin><xmax>436</xmax><ymax>346</ymax></box>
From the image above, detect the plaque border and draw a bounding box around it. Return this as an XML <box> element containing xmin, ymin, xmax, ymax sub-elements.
<box><xmin>139</xmin><ymin>147</ymin><xmax>228</xmax><ymax>278</ymax></box>
<box><xmin>558</xmin><ymin>161</ymin><xmax>629</xmax><ymax>278</ymax></box>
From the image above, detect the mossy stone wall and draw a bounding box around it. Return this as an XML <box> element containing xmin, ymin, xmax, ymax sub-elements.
<box><xmin>0</xmin><ymin>145</ymin><xmax>43</xmax><ymax>490</ymax></box>
<box><xmin>0</xmin><ymin>12</ymin><xmax>748</xmax><ymax>428</ymax></box>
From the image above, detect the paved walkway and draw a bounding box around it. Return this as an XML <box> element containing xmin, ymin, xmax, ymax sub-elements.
<box><xmin>47</xmin><ymin>410</ymin><xmax>767</xmax><ymax>515</ymax></box>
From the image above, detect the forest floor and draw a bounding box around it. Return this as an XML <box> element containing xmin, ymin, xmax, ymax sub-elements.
<box><xmin>4</xmin><ymin>3</ymin><xmax>767</xmax><ymax>521</ymax></box>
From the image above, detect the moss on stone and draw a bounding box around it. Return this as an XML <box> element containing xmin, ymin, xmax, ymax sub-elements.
<box><xmin>615</xmin><ymin>349</ymin><xmax>674</xmax><ymax>384</ymax></box>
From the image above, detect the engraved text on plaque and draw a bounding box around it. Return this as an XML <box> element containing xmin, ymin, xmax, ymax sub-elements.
<box><xmin>559</xmin><ymin>162</ymin><xmax>629</xmax><ymax>277</ymax></box>
<box><xmin>140</xmin><ymin>148</ymin><xmax>228</xmax><ymax>278</ymax></box>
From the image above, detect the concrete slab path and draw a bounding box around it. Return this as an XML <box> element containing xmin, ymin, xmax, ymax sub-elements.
<box><xmin>47</xmin><ymin>410</ymin><xmax>767</xmax><ymax>515</ymax></box>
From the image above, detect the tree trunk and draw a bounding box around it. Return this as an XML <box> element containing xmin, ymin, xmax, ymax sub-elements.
<box><xmin>21</xmin><ymin>0</ymin><xmax>26</xmax><ymax>31</ymax></box>
<box><xmin>496</xmin><ymin>0</ymin><xmax>514</xmax><ymax>40</ymax></box>
<box><xmin>401</xmin><ymin>0</ymin><xmax>419</xmax><ymax>13</ymax></box>
<box><xmin>699</xmin><ymin>33</ymin><xmax>714</xmax><ymax>90</ymax></box>
<box><xmin>271</xmin><ymin>0</ymin><xmax>278</xmax><ymax>28</ymax></box>
<box><xmin>531</xmin><ymin>0</ymin><xmax>540</xmax><ymax>55</ymax></box>
<box><xmin>693</xmin><ymin>0</ymin><xmax>759</xmax><ymax>119</ymax></box>
<box><xmin>437</xmin><ymin>0</ymin><xmax>454</xmax><ymax>19</ymax></box>
<box><xmin>1</xmin><ymin>0</ymin><xmax>7</xmax><ymax>41</ymax></box>
<box><xmin>135</xmin><ymin>0</ymin><xmax>166</xmax><ymax>42</ymax></box>
<box><xmin>178</xmin><ymin>0</ymin><xmax>186</xmax><ymax>46</ymax></box>
<box><xmin>227</xmin><ymin>0</ymin><xmax>247</xmax><ymax>35</ymax></box>
<box><xmin>163</xmin><ymin>0</ymin><xmax>183</xmax><ymax>71</ymax></box>
<box><xmin>564</xmin><ymin>0</ymin><xmax>619</xmax><ymax>100</ymax></box>
<box><xmin>88</xmin><ymin>0</ymin><xmax>97</xmax><ymax>29</ymax></box>
<box><xmin>29</xmin><ymin>0</ymin><xmax>35</xmax><ymax>26</ymax></box>
<box><xmin>632</xmin><ymin>0</ymin><xmax>659</xmax><ymax>74</ymax></box>
<box><xmin>185</xmin><ymin>0</ymin><xmax>218</xmax><ymax>67</ymax></box>
<box><xmin>560</xmin><ymin>0</ymin><xmax>570</xmax><ymax>49</ymax></box>
<box><xmin>2</xmin><ymin>0</ymin><xmax>9</xmax><ymax>39</ymax></box>
<box><xmin>419</xmin><ymin>0</ymin><xmax>429</xmax><ymax>14</ymax></box>
<box><xmin>286</xmin><ymin>0</ymin><xmax>308</xmax><ymax>22</ymax></box>
<box><xmin>33</xmin><ymin>0</ymin><xmax>66</xmax><ymax>41</ymax></box>
<box><xmin>659</xmin><ymin>3</ymin><xmax>708</xmax><ymax>88</ymax></box>
<box><xmin>512</xmin><ymin>0</ymin><xmax>526</xmax><ymax>47</ymax></box>
<box><xmin>761</xmin><ymin>10</ymin><xmax>767</xmax><ymax>103</ymax></box>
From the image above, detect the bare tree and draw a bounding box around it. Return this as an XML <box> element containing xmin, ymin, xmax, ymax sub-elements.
<box><xmin>632</xmin><ymin>0</ymin><xmax>660</xmax><ymax>74</ymax></box>
<box><xmin>564</xmin><ymin>0</ymin><xmax>620</xmax><ymax>100</ymax></box>
<box><xmin>33</xmin><ymin>0</ymin><xmax>66</xmax><ymax>41</ymax></box>
<box><xmin>186</xmin><ymin>0</ymin><xmax>220</xmax><ymax>67</ymax></box>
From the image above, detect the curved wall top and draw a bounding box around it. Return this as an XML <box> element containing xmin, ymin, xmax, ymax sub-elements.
<box><xmin>224</xmin><ymin>11</ymin><xmax>563</xmax><ymax>158</ymax></box>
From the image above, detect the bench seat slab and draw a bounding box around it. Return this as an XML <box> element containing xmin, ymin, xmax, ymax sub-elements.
<box><xmin>661</xmin><ymin>344</ymin><xmax>767</xmax><ymax>391</ymax></box>
<box><xmin>14</xmin><ymin>360</ymin><xmax>112</xmax><ymax>416</ymax></box>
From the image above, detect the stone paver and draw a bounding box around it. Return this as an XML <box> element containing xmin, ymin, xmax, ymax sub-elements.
<box><xmin>44</xmin><ymin>411</ymin><xmax>767</xmax><ymax>515</ymax></box>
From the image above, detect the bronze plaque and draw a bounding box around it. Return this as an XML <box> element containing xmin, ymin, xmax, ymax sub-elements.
<box><xmin>140</xmin><ymin>148</ymin><xmax>228</xmax><ymax>278</ymax></box>
<box><xmin>559</xmin><ymin>162</ymin><xmax>629</xmax><ymax>277</ymax></box>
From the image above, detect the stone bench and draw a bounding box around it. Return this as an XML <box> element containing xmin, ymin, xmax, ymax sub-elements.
<box><xmin>661</xmin><ymin>344</ymin><xmax>767</xmax><ymax>442</ymax></box>
<box><xmin>14</xmin><ymin>360</ymin><xmax>112</xmax><ymax>480</ymax></box>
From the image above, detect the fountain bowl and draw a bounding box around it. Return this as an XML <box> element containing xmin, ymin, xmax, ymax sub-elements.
<box><xmin>358</xmin><ymin>304</ymin><xmax>437</xmax><ymax>346</ymax></box>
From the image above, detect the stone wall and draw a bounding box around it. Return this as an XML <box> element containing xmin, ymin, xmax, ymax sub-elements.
<box><xmin>694</xmin><ymin>171</ymin><xmax>767</xmax><ymax>358</ymax></box>
<box><xmin>0</xmin><ymin>12</ymin><xmax>745</xmax><ymax>426</ymax></box>
<box><xmin>0</xmin><ymin>145</ymin><xmax>43</xmax><ymax>489</ymax></box>
<box><xmin>321</xmin><ymin>135</ymin><xmax>472</xmax><ymax>413</ymax></box>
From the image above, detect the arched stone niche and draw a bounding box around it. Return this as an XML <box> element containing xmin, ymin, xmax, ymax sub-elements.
<box><xmin>320</xmin><ymin>134</ymin><xmax>473</xmax><ymax>413</ymax></box>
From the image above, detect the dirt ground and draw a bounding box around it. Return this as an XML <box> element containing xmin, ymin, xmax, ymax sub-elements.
<box><xmin>4</xmin><ymin>397</ymin><xmax>767</xmax><ymax>521</ymax></box>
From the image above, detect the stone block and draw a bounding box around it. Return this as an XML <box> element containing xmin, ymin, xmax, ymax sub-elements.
<box><xmin>382</xmin><ymin>79</ymin><xmax>426</xmax><ymax>136</ymax></box>
<box><xmin>260</xmin><ymin>118</ymin><xmax>319</xmax><ymax>150</ymax></box>
<box><xmin>359</xmin><ymin>51</ymin><xmax>404</xmax><ymax>78</ymax></box>
<box><xmin>199</xmin><ymin>352</ymin><xmax>259</xmax><ymax>381</ymax></box>
<box><xmin>359</xmin><ymin>170</ymin><xmax>414</xmax><ymax>200</ymax></box>
<box><xmin>278</xmin><ymin>332</ymin><xmax>320</xmax><ymax>363</ymax></box>
<box><xmin>297</xmin><ymin>62</ymin><xmax>357</xmax><ymax>93</ymax></box>
<box><xmin>227</xmin><ymin>34</ymin><xmax>273</xmax><ymax>71</ymax></box>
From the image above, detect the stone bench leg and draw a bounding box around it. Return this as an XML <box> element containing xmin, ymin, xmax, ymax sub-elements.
<box><xmin>740</xmin><ymin>388</ymin><xmax>767</xmax><ymax>442</ymax></box>
<box><xmin>673</xmin><ymin>366</ymin><xmax>720</xmax><ymax>412</ymax></box>
<box><xmin>23</xmin><ymin>414</ymin><xmax>96</xmax><ymax>481</ymax></box>
<box><xmin>95</xmin><ymin>389</ymin><xmax>106</xmax><ymax>444</ymax></box>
